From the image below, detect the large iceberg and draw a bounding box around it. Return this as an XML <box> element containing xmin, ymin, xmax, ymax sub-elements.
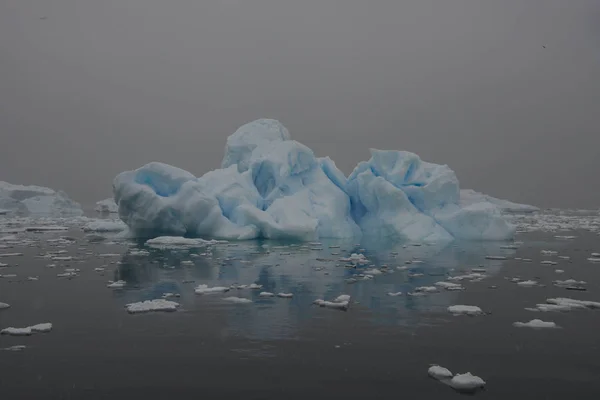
<box><xmin>0</xmin><ymin>181</ymin><xmax>83</xmax><ymax>217</ymax></box>
<box><xmin>114</xmin><ymin>119</ymin><xmax>516</xmax><ymax>242</ymax></box>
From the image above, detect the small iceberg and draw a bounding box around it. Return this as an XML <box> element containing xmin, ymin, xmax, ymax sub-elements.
<box><xmin>447</xmin><ymin>305</ymin><xmax>484</xmax><ymax>316</ymax></box>
<box><xmin>223</xmin><ymin>297</ymin><xmax>253</xmax><ymax>304</ymax></box>
<box><xmin>125</xmin><ymin>299</ymin><xmax>180</xmax><ymax>313</ymax></box>
<box><xmin>513</xmin><ymin>319</ymin><xmax>559</xmax><ymax>329</ymax></box>
<box><xmin>194</xmin><ymin>284</ymin><xmax>230</xmax><ymax>295</ymax></box>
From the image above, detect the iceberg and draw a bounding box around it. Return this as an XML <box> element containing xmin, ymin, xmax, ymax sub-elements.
<box><xmin>459</xmin><ymin>189</ymin><xmax>538</xmax><ymax>213</ymax></box>
<box><xmin>95</xmin><ymin>198</ymin><xmax>118</xmax><ymax>213</ymax></box>
<box><xmin>0</xmin><ymin>181</ymin><xmax>82</xmax><ymax>217</ymax></box>
<box><xmin>114</xmin><ymin>119</ymin><xmax>516</xmax><ymax>242</ymax></box>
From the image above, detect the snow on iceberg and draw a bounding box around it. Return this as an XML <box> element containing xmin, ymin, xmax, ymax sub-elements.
<box><xmin>95</xmin><ymin>198</ymin><xmax>118</xmax><ymax>213</ymax></box>
<box><xmin>0</xmin><ymin>181</ymin><xmax>83</xmax><ymax>217</ymax></box>
<box><xmin>114</xmin><ymin>119</ymin><xmax>516</xmax><ymax>242</ymax></box>
<box><xmin>459</xmin><ymin>189</ymin><xmax>538</xmax><ymax>213</ymax></box>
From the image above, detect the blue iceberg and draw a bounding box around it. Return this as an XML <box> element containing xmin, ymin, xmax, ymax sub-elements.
<box><xmin>114</xmin><ymin>119</ymin><xmax>517</xmax><ymax>241</ymax></box>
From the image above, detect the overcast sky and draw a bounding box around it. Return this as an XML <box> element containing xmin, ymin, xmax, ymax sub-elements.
<box><xmin>1</xmin><ymin>0</ymin><xmax>599</xmax><ymax>208</ymax></box>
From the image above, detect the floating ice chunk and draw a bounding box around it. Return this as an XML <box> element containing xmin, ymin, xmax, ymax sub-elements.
<box><xmin>0</xmin><ymin>253</ymin><xmax>23</xmax><ymax>257</ymax></box>
<box><xmin>27</xmin><ymin>276</ymin><xmax>39</xmax><ymax>281</ymax></box>
<box><xmin>314</xmin><ymin>299</ymin><xmax>349</xmax><ymax>310</ymax></box>
<box><xmin>25</xmin><ymin>226</ymin><xmax>68</xmax><ymax>232</ymax></box>
<box><xmin>161</xmin><ymin>293</ymin><xmax>180</xmax><ymax>299</ymax></box>
<box><xmin>95</xmin><ymin>198</ymin><xmax>118</xmax><ymax>213</ymax></box>
<box><xmin>94</xmin><ymin>267</ymin><xmax>105</xmax><ymax>272</ymax></box>
<box><xmin>194</xmin><ymin>284</ymin><xmax>230</xmax><ymax>294</ymax></box>
<box><xmin>554</xmin><ymin>279</ymin><xmax>586</xmax><ymax>288</ymax></box>
<box><xmin>1</xmin><ymin>274</ymin><xmax>17</xmax><ymax>278</ymax></box>
<box><xmin>541</xmin><ymin>250</ymin><xmax>558</xmax><ymax>256</ymax></box>
<box><xmin>485</xmin><ymin>255</ymin><xmax>507</xmax><ymax>260</ymax></box>
<box><xmin>125</xmin><ymin>299</ymin><xmax>179</xmax><ymax>313</ymax></box>
<box><xmin>428</xmin><ymin>365</ymin><xmax>453</xmax><ymax>380</ymax></box>
<box><xmin>334</xmin><ymin>294</ymin><xmax>351</xmax><ymax>303</ymax></box>
<box><xmin>364</xmin><ymin>268</ymin><xmax>383</xmax><ymax>275</ymax></box>
<box><xmin>541</xmin><ymin>260</ymin><xmax>557</xmax><ymax>265</ymax></box>
<box><xmin>107</xmin><ymin>280</ymin><xmax>126</xmax><ymax>289</ymax></box>
<box><xmin>277</xmin><ymin>293</ymin><xmax>293</xmax><ymax>298</ymax></box>
<box><xmin>447</xmin><ymin>273</ymin><xmax>486</xmax><ymax>282</ymax></box>
<box><xmin>588</xmin><ymin>258</ymin><xmax>600</xmax><ymax>263</ymax></box>
<box><xmin>0</xmin><ymin>302</ymin><xmax>10</xmax><ymax>309</ymax></box>
<box><xmin>83</xmin><ymin>220</ymin><xmax>127</xmax><ymax>232</ymax></box>
<box><xmin>129</xmin><ymin>249</ymin><xmax>149</xmax><ymax>256</ymax></box>
<box><xmin>387</xmin><ymin>292</ymin><xmax>403</xmax><ymax>297</ymax></box>
<box><xmin>448</xmin><ymin>305</ymin><xmax>483</xmax><ymax>316</ymax></box>
<box><xmin>449</xmin><ymin>372</ymin><xmax>486</xmax><ymax>392</ymax></box>
<box><xmin>435</xmin><ymin>281</ymin><xmax>464</xmax><ymax>291</ymax></box>
<box><xmin>2</xmin><ymin>345</ymin><xmax>26</xmax><ymax>351</ymax></box>
<box><xmin>415</xmin><ymin>286</ymin><xmax>439</xmax><ymax>293</ymax></box>
<box><xmin>30</xmin><ymin>323</ymin><xmax>52</xmax><ymax>333</ymax></box>
<box><xmin>546</xmin><ymin>297</ymin><xmax>600</xmax><ymax>309</ymax></box>
<box><xmin>52</xmin><ymin>256</ymin><xmax>73</xmax><ymax>261</ymax></box>
<box><xmin>259</xmin><ymin>292</ymin><xmax>275</xmax><ymax>297</ymax></box>
<box><xmin>223</xmin><ymin>296</ymin><xmax>252</xmax><ymax>304</ymax></box>
<box><xmin>558</xmin><ymin>256</ymin><xmax>570</xmax><ymax>260</ymax></box>
<box><xmin>248</xmin><ymin>283</ymin><xmax>263</xmax><ymax>290</ymax></box>
<box><xmin>0</xmin><ymin>263</ymin><xmax>8</xmax><ymax>267</ymax></box>
<box><xmin>513</xmin><ymin>319</ymin><xmax>559</xmax><ymax>329</ymax></box>
<box><xmin>592</xmin><ymin>253</ymin><xmax>600</xmax><ymax>257</ymax></box>
<box><xmin>517</xmin><ymin>280</ymin><xmax>539</xmax><ymax>287</ymax></box>
<box><xmin>555</xmin><ymin>269</ymin><xmax>564</xmax><ymax>274</ymax></box>
<box><xmin>145</xmin><ymin>236</ymin><xmax>221</xmax><ymax>248</ymax></box>
<box><xmin>1</xmin><ymin>327</ymin><xmax>32</xmax><ymax>336</ymax></box>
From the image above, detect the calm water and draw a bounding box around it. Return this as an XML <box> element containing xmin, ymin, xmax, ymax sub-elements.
<box><xmin>1</xmin><ymin>213</ymin><xmax>600</xmax><ymax>399</ymax></box>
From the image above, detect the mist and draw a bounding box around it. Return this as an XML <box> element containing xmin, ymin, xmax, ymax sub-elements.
<box><xmin>1</xmin><ymin>0</ymin><xmax>599</xmax><ymax>208</ymax></box>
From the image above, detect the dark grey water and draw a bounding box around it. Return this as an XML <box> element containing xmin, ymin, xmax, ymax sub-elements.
<box><xmin>1</xmin><ymin>216</ymin><xmax>600</xmax><ymax>399</ymax></box>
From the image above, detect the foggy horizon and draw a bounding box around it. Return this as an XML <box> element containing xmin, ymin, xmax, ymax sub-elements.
<box><xmin>1</xmin><ymin>0</ymin><xmax>599</xmax><ymax>208</ymax></box>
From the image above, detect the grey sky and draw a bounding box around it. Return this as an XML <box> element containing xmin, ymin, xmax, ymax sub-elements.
<box><xmin>1</xmin><ymin>0</ymin><xmax>599</xmax><ymax>208</ymax></box>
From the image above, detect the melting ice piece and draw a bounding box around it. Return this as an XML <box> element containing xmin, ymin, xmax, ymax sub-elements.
<box><xmin>125</xmin><ymin>299</ymin><xmax>180</xmax><ymax>313</ymax></box>
<box><xmin>194</xmin><ymin>284</ymin><xmax>230</xmax><ymax>294</ymax></box>
<box><xmin>541</xmin><ymin>250</ymin><xmax>558</xmax><ymax>256</ymax></box>
<box><xmin>30</xmin><ymin>323</ymin><xmax>52</xmax><ymax>333</ymax></box>
<box><xmin>387</xmin><ymin>292</ymin><xmax>403</xmax><ymax>297</ymax></box>
<box><xmin>447</xmin><ymin>305</ymin><xmax>484</xmax><ymax>316</ymax></box>
<box><xmin>415</xmin><ymin>286</ymin><xmax>439</xmax><ymax>293</ymax></box>
<box><xmin>107</xmin><ymin>280</ymin><xmax>126</xmax><ymax>289</ymax></box>
<box><xmin>0</xmin><ymin>302</ymin><xmax>10</xmax><ymax>309</ymax></box>
<box><xmin>449</xmin><ymin>372</ymin><xmax>486</xmax><ymax>392</ymax></box>
<box><xmin>223</xmin><ymin>296</ymin><xmax>253</xmax><ymax>304</ymax></box>
<box><xmin>435</xmin><ymin>281</ymin><xmax>464</xmax><ymax>291</ymax></box>
<box><xmin>259</xmin><ymin>292</ymin><xmax>275</xmax><ymax>297</ymax></box>
<box><xmin>248</xmin><ymin>283</ymin><xmax>263</xmax><ymax>290</ymax></box>
<box><xmin>314</xmin><ymin>294</ymin><xmax>351</xmax><ymax>310</ymax></box>
<box><xmin>2</xmin><ymin>345</ymin><xmax>26</xmax><ymax>351</ymax></box>
<box><xmin>517</xmin><ymin>280</ymin><xmax>539</xmax><ymax>287</ymax></box>
<box><xmin>83</xmin><ymin>220</ymin><xmax>126</xmax><ymax>232</ymax></box>
<box><xmin>513</xmin><ymin>319</ymin><xmax>559</xmax><ymax>329</ymax></box>
<box><xmin>428</xmin><ymin>365</ymin><xmax>453</xmax><ymax>380</ymax></box>
<box><xmin>277</xmin><ymin>293</ymin><xmax>293</xmax><ymax>298</ymax></box>
<box><xmin>485</xmin><ymin>255</ymin><xmax>507</xmax><ymax>260</ymax></box>
<box><xmin>1</xmin><ymin>327</ymin><xmax>32</xmax><ymax>336</ymax></box>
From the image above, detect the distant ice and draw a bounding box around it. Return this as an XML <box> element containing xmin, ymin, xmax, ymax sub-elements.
<box><xmin>517</xmin><ymin>280</ymin><xmax>539</xmax><ymax>287</ymax></box>
<box><xmin>448</xmin><ymin>305</ymin><xmax>483</xmax><ymax>316</ymax></box>
<box><xmin>95</xmin><ymin>198</ymin><xmax>118</xmax><ymax>213</ymax></box>
<box><xmin>387</xmin><ymin>292</ymin><xmax>403</xmax><ymax>297</ymax></box>
<box><xmin>0</xmin><ymin>302</ymin><xmax>10</xmax><ymax>309</ymax></box>
<box><xmin>259</xmin><ymin>292</ymin><xmax>275</xmax><ymax>297</ymax></box>
<box><xmin>0</xmin><ymin>181</ymin><xmax>83</xmax><ymax>217</ymax></box>
<box><xmin>223</xmin><ymin>296</ymin><xmax>253</xmax><ymax>304</ymax></box>
<box><xmin>194</xmin><ymin>284</ymin><xmax>230</xmax><ymax>294</ymax></box>
<box><xmin>1</xmin><ymin>345</ymin><xmax>26</xmax><ymax>351</ymax></box>
<box><xmin>126</xmin><ymin>299</ymin><xmax>179</xmax><ymax>313</ymax></box>
<box><xmin>314</xmin><ymin>294</ymin><xmax>350</xmax><ymax>310</ymax></box>
<box><xmin>277</xmin><ymin>293</ymin><xmax>293</xmax><ymax>298</ymax></box>
<box><xmin>113</xmin><ymin>119</ymin><xmax>517</xmax><ymax>242</ymax></box>
<box><xmin>435</xmin><ymin>281</ymin><xmax>464</xmax><ymax>291</ymax></box>
<box><xmin>513</xmin><ymin>319</ymin><xmax>559</xmax><ymax>329</ymax></box>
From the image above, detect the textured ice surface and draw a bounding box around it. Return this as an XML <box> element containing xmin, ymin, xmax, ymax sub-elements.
<box><xmin>0</xmin><ymin>181</ymin><xmax>82</xmax><ymax>217</ymax></box>
<box><xmin>428</xmin><ymin>365</ymin><xmax>453</xmax><ymax>380</ymax></box>
<box><xmin>459</xmin><ymin>189</ymin><xmax>538</xmax><ymax>213</ymax></box>
<box><xmin>114</xmin><ymin>119</ymin><xmax>517</xmax><ymax>242</ymax></box>
<box><xmin>125</xmin><ymin>299</ymin><xmax>179</xmax><ymax>313</ymax></box>
<box><xmin>194</xmin><ymin>284</ymin><xmax>230</xmax><ymax>294</ymax></box>
<box><xmin>95</xmin><ymin>198</ymin><xmax>118</xmax><ymax>213</ymax></box>
<box><xmin>448</xmin><ymin>305</ymin><xmax>483</xmax><ymax>315</ymax></box>
<box><xmin>146</xmin><ymin>236</ymin><xmax>221</xmax><ymax>248</ymax></box>
<box><xmin>449</xmin><ymin>372</ymin><xmax>486</xmax><ymax>391</ymax></box>
<box><xmin>1</xmin><ymin>327</ymin><xmax>32</xmax><ymax>336</ymax></box>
